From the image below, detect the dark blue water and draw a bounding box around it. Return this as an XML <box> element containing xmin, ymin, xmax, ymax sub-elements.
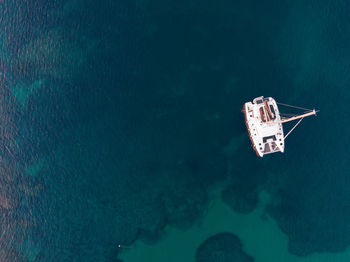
<box><xmin>0</xmin><ymin>0</ymin><xmax>350</xmax><ymax>261</ymax></box>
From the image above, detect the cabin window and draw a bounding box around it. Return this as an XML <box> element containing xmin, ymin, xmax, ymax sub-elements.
<box><xmin>264</xmin><ymin>143</ymin><xmax>271</xmax><ymax>153</ymax></box>
<box><xmin>263</xmin><ymin>135</ymin><xmax>277</xmax><ymax>143</ymax></box>
<box><xmin>269</xmin><ymin>105</ymin><xmax>276</xmax><ymax>120</ymax></box>
<box><xmin>271</xmin><ymin>142</ymin><xmax>278</xmax><ymax>150</ymax></box>
<box><xmin>259</xmin><ymin>107</ymin><xmax>266</xmax><ymax>122</ymax></box>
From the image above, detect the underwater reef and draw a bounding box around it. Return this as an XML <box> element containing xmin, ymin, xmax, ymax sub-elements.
<box><xmin>196</xmin><ymin>232</ymin><xmax>254</xmax><ymax>262</ymax></box>
<box><xmin>0</xmin><ymin>84</ymin><xmax>44</xmax><ymax>261</ymax></box>
<box><xmin>14</xmin><ymin>27</ymin><xmax>96</xmax><ymax>81</ymax></box>
<box><xmin>221</xmin><ymin>183</ymin><xmax>258</xmax><ymax>214</ymax></box>
<box><xmin>266</xmin><ymin>162</ymin><xmax>350</xmax><ymax>256</ymax></box>
<box><xmin>31</xmin><ymin>110</ymin><xmax>219</xmax><ymax>260</ymax></box>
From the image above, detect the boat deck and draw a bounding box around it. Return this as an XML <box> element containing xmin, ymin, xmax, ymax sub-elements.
<box><xmin>243</xmin><ymin>97</ymin><xmax>284</xmax><ymax>157</ymax></box>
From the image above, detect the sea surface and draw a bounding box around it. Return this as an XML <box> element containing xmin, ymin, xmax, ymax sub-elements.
<box><xmin>0</xmin><ymin>0</ymin><xmax>350</xmax><ymax>261</ymax></box>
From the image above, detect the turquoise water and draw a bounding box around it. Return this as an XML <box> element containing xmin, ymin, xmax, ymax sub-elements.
<box><xmin>0</xmin><ymin>0</ymin><xmax>350</xmax><ymax>261</ymax></box>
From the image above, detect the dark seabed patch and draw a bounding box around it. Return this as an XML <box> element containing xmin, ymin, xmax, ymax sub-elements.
<box><xmin>196</xmin><ymin>232</ymin><xmax>254</xmax><ymax>262</ymax></box>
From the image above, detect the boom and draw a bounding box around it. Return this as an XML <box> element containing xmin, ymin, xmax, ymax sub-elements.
<box><xmin>277</xmin><ymin>109</ymin><xmax>316</xmax><ymax>124</ymax></box>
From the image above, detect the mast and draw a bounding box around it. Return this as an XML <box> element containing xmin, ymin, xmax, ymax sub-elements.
<box><xmin>277</xmin><ymin>109</ymin><xmax>316</xmax><ymax>124</ymax></box>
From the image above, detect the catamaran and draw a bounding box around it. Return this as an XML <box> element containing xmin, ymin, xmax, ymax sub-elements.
<box><xmin>242</xmin><ymin>96</ymin><xmax>318</xmax><ymax>157</ymax></box>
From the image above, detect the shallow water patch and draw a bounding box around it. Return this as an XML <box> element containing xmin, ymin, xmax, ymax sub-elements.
<box><xmin>119</xmin><ymin>186</ymin><xmax>350</xmax><ymax>262</ymax></box>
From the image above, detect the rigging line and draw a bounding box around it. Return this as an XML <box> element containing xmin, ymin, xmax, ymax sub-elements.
<box><xmin>277</xmin><ymin>102</ymin><xmax>312</xmax><ymax>111</ymax></box>
<box><xmin>284</xmin><ymin>117</ymin><xmax>304</xmax><ymax>140</ymax></box>
<box><xmin>280</xmin><ymin>113</ymin><xmax>298</xmax><ymax>116</ymax></box>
